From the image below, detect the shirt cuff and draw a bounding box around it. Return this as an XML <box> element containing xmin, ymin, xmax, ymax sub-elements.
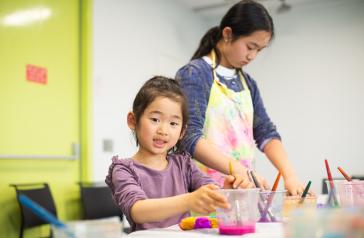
<box><xmin>258</xmin><ymin>137</ymin><xmax>281</xmax><ymax>152</ymax></box>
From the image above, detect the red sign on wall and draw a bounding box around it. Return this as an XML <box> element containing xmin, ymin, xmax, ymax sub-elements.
<box><xmin>26</xmin><ymin>64</ymin><xmax>47</xmax><ymax>84</ymax></box>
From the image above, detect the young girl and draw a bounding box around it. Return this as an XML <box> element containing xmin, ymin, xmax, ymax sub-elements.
<box><xmin>105</xmin><ymin>76</ymin><xmax>234</xmax><ymax>232</ymax></box>
<box><xmin>176</xmin><ymin>0</ymin><xmax>305</xmax><ymax>195</ymax></box>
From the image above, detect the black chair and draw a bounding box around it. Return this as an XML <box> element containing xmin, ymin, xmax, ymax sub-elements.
<box><xmin>10</xmin><ymin>183</ymin><xmax>57</xmax><ymax>238</ymax></box>
<box><xmin>352</xmin><ymin>175</ymin><xmax>364</xmax><ymax>181</ymax></box>
<box><xmin>79</xmin><ymin>182</ymin><xmax>123</xmax><ymax>221</ymax></box>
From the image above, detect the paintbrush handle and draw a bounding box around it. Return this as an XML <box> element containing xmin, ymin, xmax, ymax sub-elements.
<box><xmin>272</xmin><ymin>172</ymin><xmax>281</xmax><ymax>191</ymax></box>
<box><xmin>338</xmin><ymin>167</ymin><xmax>352</xmax><ymax>181</ymax></box>
<box><xmin>325</xmin><ymin>159</ymin><xmax>334</xmax><ymax>188</ymax></box>
<box><xmin>19</xmin><ymin>195</ymin><xmax>65</xmax><ymax>227</ymax></box>
<box><xmin>250</xmin><ymin>171</ymin><xmax>262</xmax><ymax>189</ymax></box>
<box><xmin>299</xmin><ymin>181</ymin><xmax>312</xmax><ymax>203</ymax></box>
<box><xmin>19</xmin><ymin>195</ymin><xmax>75</xmax><ymax>237</ymax></box>
<box><xmin>324</xmin><ymin>160</ymin><xmax>339</xmax><ymax>206</ymax></box>
<box><xmin>260</xmin><ymin>192</ymin><xmax>276</xmax><ymax>220</ymax></box>
<box><xmin>250</xmin><ymin>171</ymin><xmax>277</xmax><ymax>222</ymax></box>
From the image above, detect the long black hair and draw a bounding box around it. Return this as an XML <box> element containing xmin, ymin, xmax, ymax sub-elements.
<box><xmin>191</xmin><ymin>0</ymin><xmax>274</xmax><ymax>64</ymax></box>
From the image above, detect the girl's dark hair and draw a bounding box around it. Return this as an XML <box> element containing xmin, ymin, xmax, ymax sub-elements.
<box><xmin>132</xmin><ymin>76</ymin><xmax>189</xmax><ymax>152</ymax></box>
<box><xmin>191</xmin><ymin>0</ymin><xmax>274</xmax><ymax>64</ymax></box>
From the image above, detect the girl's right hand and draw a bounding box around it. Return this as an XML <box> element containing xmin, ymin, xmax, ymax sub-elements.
<box><xmin>187</xmin><ymin>184</ymin><xmax>229</xmax><ymax>214</ymax></box>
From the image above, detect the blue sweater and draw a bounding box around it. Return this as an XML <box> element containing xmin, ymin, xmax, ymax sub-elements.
<box><xmin>175</xmin><ymin>58</ymin><xmax>281</xmax><ymax>156</ymax></box>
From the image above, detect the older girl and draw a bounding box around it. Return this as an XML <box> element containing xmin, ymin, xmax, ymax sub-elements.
<box><xmin>176</xmin><ymin>0</ymin><xmax>304</xmax><ymax>195</ymax></box>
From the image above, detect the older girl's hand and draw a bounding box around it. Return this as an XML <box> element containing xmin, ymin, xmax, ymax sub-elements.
<box><xmin>223</xmin><ymin>174</ymin><xmax>253</xmax><ymax>189</ymax></box>
<box><xmin>284</xmin><ymin>175</ymin><xmax>305</xmax><ymax>196</ymax></box>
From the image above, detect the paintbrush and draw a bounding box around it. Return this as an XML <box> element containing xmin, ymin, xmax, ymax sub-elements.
<box><xmin>19</xmin><ymin>195</ymin><xmax>75</xmax><ymax>237</ymax></box>
<box><xmin>260</xmin><ymin>172</ymin><xmax>281</xmax><ymax>221</ymax></box>
<box><xmin>250</xmin><ymin>171</ymin><xmax>276</xmax><ymax>222</ymax></box>
<box><xmin>337</xmin><ymin>166</ymin><xmax>352</xmax><ymax>182</ymax></box>
<box><xmin>299</xmin><ymin>181</ymin><xmax>312</xmax><ymax>204</ymax></box>
<box><xmin>229</xmin><ymin>161</ymin><xmax>243</xmax><ymax>226</ymax></box>
<box><xmin>324</xmin><ymin>159</ymin><xmax>339</xmax><ymax>207</ymax></box>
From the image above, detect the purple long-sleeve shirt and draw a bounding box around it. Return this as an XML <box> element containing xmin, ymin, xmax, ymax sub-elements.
<box><xmin>105</xmin><ymin>152</ymin><xmax>218</xmax><ymax>232</ymax></box>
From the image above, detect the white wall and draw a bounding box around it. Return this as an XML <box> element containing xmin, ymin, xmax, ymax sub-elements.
<box><xmin>93</xmin><ymin>0</ymin><xmax>209</xmax><ymax>181</ymax></box>
<box><xmin>245</xmin><ymin>0</ymin><xmax>364</xmax><ymax>193</ymax></box>
<box><xmin>93</xmin><ymin>0</ymin><xmax>364</xmax><ymax>194</ymax></box>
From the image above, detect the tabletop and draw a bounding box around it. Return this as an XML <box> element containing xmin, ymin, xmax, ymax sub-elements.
<box><xmin>126</xmin><ymin>223</ymin><xmax>284</xmax><ymax>238</ymax></box>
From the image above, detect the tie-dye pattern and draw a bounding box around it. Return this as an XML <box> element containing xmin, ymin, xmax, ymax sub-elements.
<box><xmin>202</xmin><ymin>51</ymin><xmax>255</xmax><ymax>185</ymax></box>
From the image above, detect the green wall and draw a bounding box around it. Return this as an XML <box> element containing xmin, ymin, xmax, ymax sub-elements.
<box><xmin>0</xmin><ymin>0</ymin><xmax>92</xmax><ymax>237</ymax></box>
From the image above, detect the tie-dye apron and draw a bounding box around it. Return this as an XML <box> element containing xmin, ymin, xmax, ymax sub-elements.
<box><xmin>202</xmin><ymin>50</ymin><xmax>255</xmax><ymax>185</ymax></box>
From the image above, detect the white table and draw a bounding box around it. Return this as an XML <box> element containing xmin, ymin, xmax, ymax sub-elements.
<box><xmin>126</xmin><ymin>223</ymin><xmax>284</xmax><ymax>238</ymax></box>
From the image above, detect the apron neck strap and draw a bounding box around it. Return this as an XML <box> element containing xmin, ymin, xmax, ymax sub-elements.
<box><xmin>210</xmin><ymin>50</ymin><xmax>249</xmax><ymax>91</ymax></box>
<box><xmin>211</xmin><ymin>49</ymin><xmax>218</xmax><ymax>80</ymax></box>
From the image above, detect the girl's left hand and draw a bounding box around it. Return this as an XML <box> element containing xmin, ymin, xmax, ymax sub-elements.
<box><xmin>223</xmin><ymin>175</ymin><xmax>253</xmax><ymax>189</ymax></box>
<box><xmin>252</xmin><ymin>172</ymin><xmax>270</xmax><ymax>190</ymax></box>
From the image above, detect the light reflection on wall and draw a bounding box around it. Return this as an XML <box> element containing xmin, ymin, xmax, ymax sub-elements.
<box><xmin>2</xmin><ymin>7</ymin><xmax>52</xmax><ymax>26</ymax></box>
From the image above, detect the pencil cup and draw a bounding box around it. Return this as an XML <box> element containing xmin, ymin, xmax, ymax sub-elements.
<box><xmin>216</xmin><ymin>189</ymin><xmax>259</xmax><ymax>235</ymax></box>
<box><xmin>283</xmin><ymin>195</ymin><xmax>317</xmax><ymax>217</ymax></box>
<box><xmin>52</xmin><ymin>217</ymin><xmax>123</xmax><ymax>238</ymax></box>
<box><xmin>337</xmin><ymin>180</ymin><xmax>364</xmax><ymax>207</ymax></box>
<box><xmin>258</xmin><ymin>190</ymin><xmax>286</xmax><ymax>222</ymax></box>
<box><xmin>325</xmin><ymin>179</ymin><xmax>348</xmax><ymax>206</ymax></box>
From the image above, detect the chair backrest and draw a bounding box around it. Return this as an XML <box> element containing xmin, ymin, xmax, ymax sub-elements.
<box><xmin>79</xmin><ymin>182</ymin><xmax>123</xmax><ymax>220</ymax></box>
<box><xmin>10</xmin><ymin>183</ymin><xmax>57</xmax><ymax>238</ymax></box>
<box><xmin>352</xmin><ymin>175</ymin><xmax>364</xmax><ymax>180</ymax></box>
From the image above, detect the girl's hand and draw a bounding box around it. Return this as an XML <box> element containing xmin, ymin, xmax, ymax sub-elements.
<box><xmin>187</xmin><ymin>184</ymin><xmax>229</xmax><ymax>214</ymax></box>
<box><xmin>223</xmin><ymin>175</ymin><xmax>253</xmax><ymax>189</ymax></box>
<box><xmin>284</xmin><ymin>176</ymin><xmax>305</xmax><ymax>196</ymax></box>
<box><xmin>253</xmin><ymin>172</ymin><xmax>270</xmax><ymax>190</ymax></box>
<box><xmin>228</xmin><ymin>161</ymin><xmax>254</xmax><ymax>188</ymax></box>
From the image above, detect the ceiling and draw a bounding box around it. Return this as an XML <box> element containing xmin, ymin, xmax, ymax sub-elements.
<box><xmin>177</xmin><ymin>0</ymin><xmax>326</xmax><ymax>20</ymax></box>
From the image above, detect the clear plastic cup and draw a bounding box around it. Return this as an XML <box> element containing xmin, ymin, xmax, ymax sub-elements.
<box><xmin>52</xmin><ymin>217</ymin><xmax>123</xmax><ymax>238</ymax></box>
<box><xmin>283</xmin><ymin>195</ymin><xmax>317</xmax><ymax>217</ymax></box>
<box><xmin>258</xmin><ymin>190</ymin><xmax>286</xmax><ymax>222</ymax></box>
<box><xmin>325</xmin><ymin>179</ymin><xmax>352</xmax><ymax>206</ymax></box>
<box><xmin>337</xmin><ymin>180</ymin><xmax>364</xmax><ymax>207</ymax></box>
<box><xmin>285</xmin><ymin>207</ymin><xmax>364</xmax><ymax>238</ymax></box>
<box><xmin>216</xmin><ymin>188</ymin><xmax>259</xmax><ymax>235</ymax></box>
